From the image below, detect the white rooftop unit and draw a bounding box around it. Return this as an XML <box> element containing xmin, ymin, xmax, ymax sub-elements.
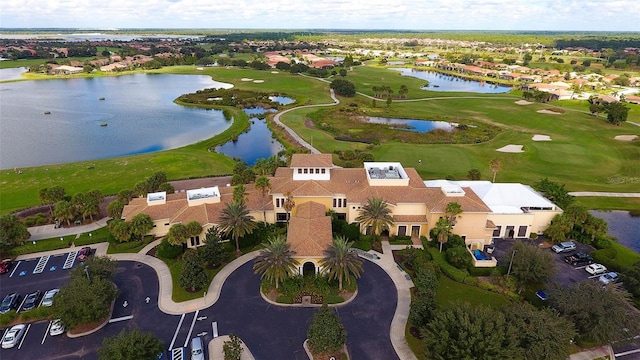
<box><xmin>147</xmin><ymin>191</ymin><xmax>166</xmax><ymax>206</ymax></box>
<box><xmin>186</xmin><ymin>186</ymin><xmax>221</xmax><ymax>206</ymax></box>
<box><xmin>364</xmin><ymin>162</ymin><xmax>410</xmax><ymax>186</ymax></box>
<box><xmin>441</xmin><ymin>185</ymin><xmax>466</xmax><ymax>197</ymax></box>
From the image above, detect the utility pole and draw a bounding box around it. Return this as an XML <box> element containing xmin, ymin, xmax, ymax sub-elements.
<box><xmin>507</xmin><ymin>249</ymin><xmax>517</xmax><ymax>278</ymax></box>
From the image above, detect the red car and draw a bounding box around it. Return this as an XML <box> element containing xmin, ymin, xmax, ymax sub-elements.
<box><xmin>0</xmin><ymin>259</ymin><xmax>12</xmax><ymax>274</ymax></box>
<box><xmin>77</xmin><ymin>247</ymin><xmax>92</xmax><ymax>262</ymax></box>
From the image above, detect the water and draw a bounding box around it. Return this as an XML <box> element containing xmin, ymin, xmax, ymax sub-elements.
<box><xmin>389</xmin><ymin>68</ymin><xmax>512</xmax><ymax>93</ymax></box>
<box><xmin>367</xmin><ymin>117</ymin><xmax>454</xmax><ymax>133</ymax></box>
<box><xmin>215</xmin><ymin>107</ymin><xmax>284</xmax><ymax>165</ymax></box>
<box><xmin>590</xmin><ymin>211</ymin><xmax>640</xmax><ymax>253</ymax></box>
<box><xmin>0</xmin><ymin>74</ymin><xmax>234</xmax><ymax>169</ymax></box>
<box><xmin>269</xmin><ymin>96</ymin><xmax>295</xmax><ymax>105</ymax></box>
<box><xmin>0</xmin><ymin>67</ymin><xmax>27</xmax><ymax>81</ymax></box>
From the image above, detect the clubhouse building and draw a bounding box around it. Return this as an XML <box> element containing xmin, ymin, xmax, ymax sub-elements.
<box><xmin>122</xmin><ymin>154</ymin><xmax>562</xmax><ymax>270</ymax></box>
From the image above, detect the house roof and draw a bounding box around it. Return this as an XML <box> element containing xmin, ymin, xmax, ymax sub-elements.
<box><xmin>287</xmin><ymin>202</ymin><xmax>333</xmax><ymax>257</ymax></box>
<box><xmin>290</xmin><ymin>154</ymin><xmax>334</xmax><ymax>168</ymax></box>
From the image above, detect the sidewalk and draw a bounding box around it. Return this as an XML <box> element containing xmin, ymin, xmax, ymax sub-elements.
<box><xmin>28</xmin><ymin>217</ymin><xmax>111</xmax><ymax>240</ymax></box>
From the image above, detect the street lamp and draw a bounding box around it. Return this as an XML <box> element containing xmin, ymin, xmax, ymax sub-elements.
<box><xmin>507</xmin><ymin>249</ymin><xmax>518</xmax><ymax>278</ymax></box>
<box><xmin>84</xmin><ymin>265</ymin><xmax>90</xmax><ymax>283</ymax></box>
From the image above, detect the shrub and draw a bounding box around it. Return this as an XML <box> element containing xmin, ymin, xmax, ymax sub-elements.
<box><xmin>24</xmin><ymin>217</ymin><xmax>37</xmax><ymax>227</ymax></box>
<box><xmin>352</xmin><ymin>235</ymin><xmax>372</xmax><ymax>251</ymax></box>
<box><xmin>591</xmin><ymin>248</ymin><xmax>621</xmax><ymax>272</ymax></box>
<box><xmin>529</xmin><ymin>232</ymin><xmax>538</xmax><ymax>239</ymax></box>
<box><xmin>0</xmin><ymin>310</ymin><xmax>18</xmax><ymax>327</ymax></box>
<box><xmin>223</xmin><ymin>334</ymin><xmax>244</xmax><ymax>360</ymax></box>
<box><xmin>307</xmin><ymin>305</ymin><xmax>347</xmax><ymax>355</ymax></box>
<box><xmin>593</xmin><ymin>237</ymin><xmax>612</xmax><ymax>249</ymax></box>
<box><xmin>630</xmin><ymin>209</ymin><xmax>640</xmax><ymax>217</ymax></box>
<box><xmin>156</xmin><ymin>239</ymin><xmax>184</xmax><ymax>259</ymax></box>
<box><xmin>36</xmin><ymin>217</ymin><xmax>49</xmax><ymax>225</ymax></box>
<box><xmin>19</xmin><ymin>306</ymin><xmax>54</xmax><ymax>322</ymax></box>
<box><xmin>446</xmin><ymin>247</ymin><xmax>472</xmax><ymax>269</ymax></box>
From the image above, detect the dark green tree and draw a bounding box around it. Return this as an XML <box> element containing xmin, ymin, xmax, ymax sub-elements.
<box><xmin>179</xmin><ymin>250</ymin><xmax>208</xmax><ymax>291</ymax></box>
<box><xmin>39</xmin><ymin>186</ymin><xmax>66</xmax><ymax>213</ymax></box>
<box><xmin>98</xmin><ymin>328</ymin><xmax>164</xmax><ymax>360</ymax></box>
<box><xmin>534</xmin><ymin>178</ymin><xmax>574</xmax><ymax>209</ymax></box>
<box><xmin>218</xmin><ymin>201</ymin><xmax>257</xmax><ymax>255</ymax></box>
<box><xmin>54</xmin><ymin>200</ymin><xmax>76</xmax><ymax>226</ymax></box>
<box><xmin>467</xmin><ymin>168</ymin><xmax>482</xmax><ymax>180</ymax></box>
<box><xmin>330</xmin><ymin>79</ymin><xmax>356</xmax><ymax>97</ymax></box>
<box><xmin>0</xmin><ymin>214</ymin><xmax>30</xmax><ymax>255</ymax></box>
<box><xmin>253</xmin><ymin>235</ymin><xmax>298</xmax><ymax>289</ymax></box>
<box><xmin>117</xmin><ymin>189</ymin><xmax>135</xmax><ymax>204</ymax></box>
<box><xmin>355</xmin><ymin>197</ymin><xmax>394</xmax><ymax>244</ymax></box>
<box><xmin>504</xmin><ymin>303</ymin><xmax>576</xmax><ymax>360</ymax></box>
<box><xmin>307</xmin><ymin>305</ymin><xmax>347</xmax><ymax>355</ymax></box>
<box><xmin>222</xmin><ymin>334</ymin><xmax>244</xmax><ymax>360</ymax></box>
<box><xmin>198</xmin><ymin>227</ymin><xmax>227</xmax><ymax>268</ymax></box>
<box><xmin>508</xmin><ymin>241</ymin><xmax>556</xmax><ymax>292</ymax></box>
<box><xmin>423</xmin><ymin>304</ymin><xmax>519</xmax><ymax>360</ymax></box>
<box><xmin>130</xmin><ymin>213</ymin><xmax>153</xmax><ymax>241</ymax></box>
<box><xmin>108</xmin><ymin>218</ymin><xmax>131</xmax><ymax>242</ymax></box>
<box><xmin>603</xmin><ymin>101</ymin><xmax>630</xmax><ymax>125</ymax></box>
<box><xmin>166</xmin><ymin>223</ymin><xmax>189</xmax><ymax>246</ymax></box>
<box><xmin>320</xmin><ymin>236</ymin><xmax>363</xmax><ymax>290</ymax></box>
<box><xmin>107</xmin><ymin>200</ymin><xmax>124</xmax><ymax>219</ymax></box>
<box><xmin>549</xmin><ymin>281</ymin><xmax>640</xmax><ymax>344</ymax></box>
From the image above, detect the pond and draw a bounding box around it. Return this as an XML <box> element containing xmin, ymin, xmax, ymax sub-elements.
<box><xmin>367</xmin><ymin>117</ymin><xmax>454</xmax><ymax>132</ymax></box>
<box><xmin>389</xmin><ymin>68</ymin><xmax>512</xmax><ymax>93</ymax></box>
<box><xmin>591</xmin><ymin>211</ymin><xmax>640</xmax><ymax>253</ymax></box>
<box><xmin>269</xmin><ymin>96</ymin><xmax>295</xmax><ymax>105</ymax></box>
<box><xmin>215</xmin><ymin>107</ymin><xmax>285</xmax><ymax>165</ymax></box>
<box><xmin>0</xmin><ymin>74</ymin><xmax>234</xmax><ymax>169</ymax></box>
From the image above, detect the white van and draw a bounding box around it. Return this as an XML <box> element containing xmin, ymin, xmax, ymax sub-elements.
<box><xmin>191</xmin><ymin>337</ymin><xmax>204</xmax><ymax>360</ymax></box>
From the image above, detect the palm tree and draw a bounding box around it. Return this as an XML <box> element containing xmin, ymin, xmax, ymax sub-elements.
<box><xmin>253</xmin><ymin>235</ymin><xmax>298</xmax><ymax>289</ymax></box>
<box><xmin>355</xmin><ymin>197</ymin><xmax>394</xmax><ymax>244</ymax></box>
<box><xmin>445</xmin><ymin>202</ymin><xmax>462</xmax><ymax>228</ymax></box>
<box><xmin>218</xmin><ymin>201</ymin><xmax>257</xmax><ymax>255</ymax></box>
<box><xmin>320</xmin><ymin>236</ymin><xmax>363</xmax><ymax>291</ymax></box>
<box><xmin>282</xmin><ymin>190</ymin><xmax>295</xmax><ymax>227</ymax></box>
<box><xmin>434</xmin><ymin>218</ymin><xmax>451</xmax><ymax>253</ymax></box>
<box><xmin>255</xmin><ymin>176</ymin><xmax>271</xmax><ymax>222</ymax></box>
<box><xmin>489</xmin><ymin>158</ymin><xmax>502</xmax><ymax>183</ymax></box>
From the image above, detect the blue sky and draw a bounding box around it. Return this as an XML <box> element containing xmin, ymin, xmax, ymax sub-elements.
<box><xmin>2</xmin><ymin>0</ymin><xmax>639</xmax><ymax>31</ymax></box>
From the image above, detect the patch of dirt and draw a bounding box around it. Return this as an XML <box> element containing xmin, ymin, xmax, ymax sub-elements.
<box><xmin>409</xmin><ymin>326</ymin><xmax>422</xmax><ymax>339</ymax></box>
<box><xmin>68</xmin><ymin>316</ymin><xmax>108</xmax><ymax>335</ymax></box>
<box><xmin>185</xmin><ymin>287</ymin><xmax>203</xmax><ymax>293</ymax></box>
<box><xmin>340</xmin><ymin>290</ymin><xmax>355</xmax><ymax>301</ymax></box>
<box><xmin>312</xmin><ymin>350</ymin><xmax>347</xmax><ymax>360</ymax></box>
<box><xmin>266</xmin><ymin>288</ymin><xmax>279</xmax><ymax>302</ymax></box>
<box><xmin>304</xmin><ymin>118</ymin><xmax>316</xmax><ymax>129</ymax></box>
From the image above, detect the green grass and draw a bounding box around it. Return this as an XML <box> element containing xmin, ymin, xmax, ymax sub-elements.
<box><xmin>435</xmin><ymin>275</ymin><xmax>511</xmax><ymax>309</ymax></box>
<box><xmin>8</xmin><ymin>235</ymin><xmax>76</xmax><ymax>256</ymax></box>
<box><xmin>161</xmin><ymin>256</ymin><xmax>222</xmax><ymax>302</ymax></box>
<box><xmin>106</xmin><ymin>236</ymin><xmax>155</xmax><ymax>254</ymax></box>
<box><xmin>575</xmin><ymin>197</ymin><xmax>640</xmax><ymax>211</ymax></box>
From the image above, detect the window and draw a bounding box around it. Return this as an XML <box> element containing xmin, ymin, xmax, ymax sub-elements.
<box><xmin>321</xmin><ymin>169</ymin><xmax>326</xmax><ymax>174</ymax></box>
<box><xmin>492</xmin><ymin>226</ymin><xmax>501</xmax><ymax>237</ymax></box>
<box><xmin>336</xmin><ymin>213</ymin><xmax>346</xmax><ymax>221</ymax></box>
<box><xmin>315</xmin><ymin>168</ymin><xmax>320</xmax><ymax>174</ymax></box>
<box><xmin>304</xmin><ymin>168</ymin><xmax>308</xmax><ymax>174</ymax></box>
<box><xmin>276</xmin><ymin>213</ymin><xmax>288</xmax><ymax>222</ymax></box>
<box><xmin>333</xmin><ymin>199</ymin><xmax>337</xmax><ymax>207</ymax></box>
<box><xmin>298</xmin><ymin>169</ymin><xmax>302</xmax><ymax>174</ymax></box>
<box><xmin>398</xmin><ymin>226</ymin><xmax>407</xmax><ymax>236</ymax></box>
<box><xmin>190</xmin><ymin>236</ymin><xmax>200</xmax><ymax>247</ymax></box>
<box><xmin>164</xmin><ymin>223</ymin><xmax>170</xmax><ymax>226</ymax></box>
<box><xmin>275</xmin><ymin>198</ymin><xmax>285</xmax><ymax>208</ymax></box>
<box><xmin>518</xmin><ymin>226</ymin><xmax>527</xmax><ymax>237</ymax></box>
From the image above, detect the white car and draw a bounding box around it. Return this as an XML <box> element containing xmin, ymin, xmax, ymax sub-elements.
<box><xmin>49</xmin><ymin>319</ymin><xmax>65</xmax><ymax>336</ymax></box>
<box><xmin>2</xmin><ymin>324</ymin><xmax>26</xmax><ymax>349</ymax></box>
<box><xmin>585</xmin><ymin>263</ymin><xmax>607</xmax><ymax>276</ymax></box>
<box><xmin>41</xmin><ymin>289</ymin><xmax>60</xmax><ymax>307</ymax></box>
<box><xmin>599</xmin><ymin>272</ymin><xmax>619</xmax><ymax>285</ymax></box>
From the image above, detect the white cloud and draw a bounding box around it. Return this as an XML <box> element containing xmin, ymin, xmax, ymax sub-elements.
<box><xmin>1</xmin><ymin>0</ymin><xmax>638</xmax><ymax>30</ymax></box>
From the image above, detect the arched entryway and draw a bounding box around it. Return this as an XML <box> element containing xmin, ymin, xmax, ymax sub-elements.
<box><xmin>302</xmin><ymin>262</ymin><xmax>316</xmax><ymax>277</ymax></box>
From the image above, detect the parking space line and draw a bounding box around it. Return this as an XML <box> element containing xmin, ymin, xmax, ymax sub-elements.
<box><xmin>17</xmin><ymin>295</ymin><xmax>28</xmax><ymax>312</ymax></box>
<box><xmin>171</xmin><ymin>347</ymin><xmax>185</xmax><ymax>360</ymax></box>
<box><xmin>1</xmin><ymin>328</ymin><xmax>8</xmax><ymax>341</ymax></box>
<box><xmin>33</xmin><ymin>255</ymin><xmax>51</xmax><ymax>274</ymax></box>
<box><xmin>183</xmin><ymin>310</ymin><xmax>199</xmax><ymax>348</ymax></box>
<box><xmin>212</xmin><ymin>321</ymin><xmax>218</xmax><ymax>338</ymax></box>
<box><xmin>42</xmin><ymin>320</ymin><xmax>53</xmax><ymax>344</ymax></box>
<box><xmin>109</xmin><ymin>315</ymin><xmax>134</xmax><ymax>323</ymax></box>
<box><xmin>9</xmin><ymin>260</ymin><xmax>21</xmax><ymax>277</ymax></box>
<box><xmin>168</xmin><ymin>313</ymin><xmax>186</xmax><ymax>351</ymax></box>
<box><xmin>616</xmin><ymin>348</ymin><xmax>640</xmax><ymax>357</ymax></box>
<box><xmin>63</xmin><ymin>251</ymin><xmax>78</xmax><ymax>269</ymax></box>
<box><xmin>17</xmin><ymin>323</ymin><xmax>31</xmax><ymax>349</ymax></box>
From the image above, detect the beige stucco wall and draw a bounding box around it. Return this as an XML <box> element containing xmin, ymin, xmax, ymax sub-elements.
<box><xmin>293</xmin><ymin>256</ymin><xmax>324</xmax><ymax>275</ymax></box>
<box><xmin>427</xmin><ymin>212</ymin><xmax>491</xmax><ymax>245</ymax></box>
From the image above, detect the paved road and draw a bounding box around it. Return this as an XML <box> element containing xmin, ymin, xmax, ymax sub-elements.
<box><xmin>1</xmin><ymin>257</ymin><xmax>398</xmax><ymax>360</ymax></box>
<box><xmin>569</xmin><ymin>192</ymin><xmax>640</xmax><ymax>197</ymax></box>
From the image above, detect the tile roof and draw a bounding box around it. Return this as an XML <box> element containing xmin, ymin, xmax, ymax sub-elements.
<box><xmin>393</xmin><ymin>215</ymin><xmax>428</xmax><ymax>223</ymax></box>
<box><xmin>290</xmin><ymin>154</ymin><xmax>334</xmax><ymax>168</ymax></box>
<box><xmin>287</xmin><ymin>202</ymin><xmax>333</xmax><ymax>257</ymax></box>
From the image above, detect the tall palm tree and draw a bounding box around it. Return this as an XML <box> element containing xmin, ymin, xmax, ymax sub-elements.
<box><xmin>355</xmin><ymin>197</ymin><xmax>394</xmax><ymax>243</ymax></box>
<box><xmin>253</xmin><ymin>235</ymin><xmax>298</xmax><ymax>289</ymax></box>
<box><xmin>282</xmin><ymin>190</ymin><xmax>295</xmax><ymax>227</ymax></box>
<box><xmin>218</xmin><ymin>201</ymin><xmax>257</xmax><ymax>255</ymax></box>
<box><xmin>434</xmin><ymin>217</ymin><xmax>451</xmax><ymax>253</ymax></box>
<box><xmin>320</xmin><ymin>236</ymin><xmax>363</xmax><ymax>291</ymax></box>
<box><xmin>255</xmin><ymin>176</ymin><xmax>271</xmax><ymax>222</ymax></box>
<box><xmin>490</xmin><ymin>158</ymin><xmax>502</xmax><ymax>183</ymax></box>
<box><xmin>445</xmin><ymin>202</ymin><xmax>462</xmax><ymax>228</ymax></box>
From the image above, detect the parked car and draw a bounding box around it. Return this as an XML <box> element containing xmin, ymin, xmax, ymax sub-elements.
<box><xmin>191</xmin><ymin>337</ymin><xmax>204</xmax><ymax>360</ymax></box>
<box><xmin>2</xmin><ymin>324</ymin><xmax>26</xmax><ymax>349</ymax></box>
<box><xmin>22</xmin><ymin>290</ymin><xmax>42</xmax><ymax>311</ymax></box>
<box><xmin>41</xmin><ymin>289</ymin><xmax>60</xmax><ymax>307</ymax></box>
<box><xmin>0</xmin><ymin>293</ymin><xmax>20</xmax><ymax>314</ymax></box>
<box><xmin>564</xmin><ymin>252</ymin><xmax>593</xmax><ymax>266</ymax></box>
<box><xmin>585</xmin><ymin>263</ymin><xmax>607</xmax><ymax>276</ymax></box>
<box><xmin>0</xmin><ymin>259</ymin><xmax>12</xmax><ymax>274</ymax></box>
<box><xmin>77</xmin><ymin>247</ymin><xmax>92</xmax><ymax>262</ymax></box>
<box><xmin>49</xmin><ymin>319</ymin><xmax>65</xmax><ymax>336</ymax></box>
<box><xmin>552</xmin><ymin>241</ymin><xmax>576</xmax><ymax>253</ymax></box>
<box><xmin>599</xmin><ymin>272</ymin><xmax>619</xmax><ymax>285</ymax></box>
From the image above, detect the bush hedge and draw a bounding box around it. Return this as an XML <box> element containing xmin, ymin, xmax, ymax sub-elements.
<box><xmin>157</xmin><ymin>239</ymin><xmax>184</xmax><ymax>259</ymax></box>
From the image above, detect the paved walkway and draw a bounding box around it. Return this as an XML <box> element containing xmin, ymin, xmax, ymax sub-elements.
<box><xmin>569</xmin><ymin>345</ymin><xmax>615</xmax><ymax>360</ymax></box>
<box><xmin>569</xmin><ymin>191</ymin><xmax>640</xmax><ymax>197</ymax></box>
<box><xmin>28</xmin><ymin>217</ymin><xmax>110</xmax><ymax>240</ymax></box>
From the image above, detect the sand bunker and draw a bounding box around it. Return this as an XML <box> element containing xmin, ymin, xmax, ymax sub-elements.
<box><xmin>497</xmin><ymin>145</ymin><xmax>524</xmax><ymax>153</ymax></box>
<box><xmin>196</xmin><ymin>67</ymin><xmax>204</xmax><ymax>71</ymax></box>
<box><xmin>271</xmin><ymin>71</ymin><xmax>279</xmax><ymax>74</ymax></box>
<box><xmin>253</xmin><ymin>80</ymin><xmax>264</xmax><ymax>83</ymax></box>
<box><xmin>537</xmin><ymin>109</ymin><xmax>562</xmax><ymax>114</ymax></box>
<box><xmin>240</xmin><ymin>78</ymin><xmax>253</xmax><ymax>82</ymax></box>
<box><xmin>614</xmin><ymin>135</ymin><xmax>639</xmax><ymax>141</ymax></box>
<box><xmin>515</xmin><ymin>100</ymin><xmax>534</xmax><ymax>105</ymax></box>
<box><xmin>532</xmin><ymin>135</ymin><xmax>552</xmax><ymax>141</ymax></box>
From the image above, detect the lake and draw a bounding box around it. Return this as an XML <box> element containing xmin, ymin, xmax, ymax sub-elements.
<box><xmin>367</xmin><ymin>117</ymin><xmax>454</xmax><ymax>132</ymax></box>
<box><xmin>0</xmin><ymin>74</ymin><xmax>233</xmax><ymax>169</ymax></box>
<box><xmin>0</xmin><ymin>67</ymin><xmax>27</xmax><ymax>81</ymax></box>
<box><xmin>591</xmin><ymin>211</ymin><xmax>640</xmax><ymax>253</ymax></box>
<box><xmin>389</xmin><ymin>68</ymin><xmax>511</xmax><ymax>93</ymax></box>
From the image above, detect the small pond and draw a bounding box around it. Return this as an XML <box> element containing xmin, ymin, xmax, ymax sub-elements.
<box><xmin>389</xmin><ymin>68</ymin><xmax>511</xmax><ymax>93</ymax></box>
<box><xmin>590</xmin><ymin>210</ymin><xmax>640</xmax><ymax>253</ymax></box>
<box><xmin>215</xmin><ymin>107</ymin><xmax>285</xmax><ymax>165</ymax></box>
<box><xmin>269</xmin><ymin>96</ymin><xmax>295</xmax><ymax>105</ymax></box>
<box><xmin>367</xmin><ymin>117</ymin><xmax>454</xmax><ymax>133</ymax></box>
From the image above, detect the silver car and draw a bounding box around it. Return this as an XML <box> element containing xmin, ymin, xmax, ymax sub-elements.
<box><xmin>191</xmin><ymin>337</ymin><xmax>204</xmax><ymax>360</ymax></box>
<box><xmin>2</xmin><ymin>324</ymin><xmax>26</xmax><ymax>349</ymax></box>
<box><xmin>41</xmin><ymin>289</ymin><xmax>60</xmax><ymax>307</ymax></box>
<box><xmin>50</xmin><ymin>319</ymin><xmax>65</xmax><ymax>336</ymax></box>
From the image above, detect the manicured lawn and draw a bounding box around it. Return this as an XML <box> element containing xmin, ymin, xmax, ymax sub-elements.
<box><xmin>8</xmin><ymin>235</ymin><xmax>77</xmax><ymax>257</ymax></box>
<box><xmin>435</xmin><ymin>275</ymin><xmax>511</xmax><ymax>309</ymax></box>
<box><xmin>161</xmin><ymin>256</ymin><xmax>221</xmax><ymax>302</ymax></box>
